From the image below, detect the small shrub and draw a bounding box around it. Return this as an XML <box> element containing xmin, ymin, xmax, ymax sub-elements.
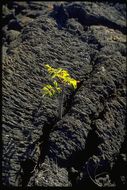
<box><xmin>42</xmin><ymin>64</ymin><xmax>79</xmax><ymax>119</ymax></box>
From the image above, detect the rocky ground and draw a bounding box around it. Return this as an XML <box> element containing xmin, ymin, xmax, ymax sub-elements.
<box><xmin>2</xmin><ymin>1</ymin><xmax>127</xmax><ymax>187</ymax></box>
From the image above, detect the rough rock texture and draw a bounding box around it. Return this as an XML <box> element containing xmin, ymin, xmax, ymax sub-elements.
<box><xmin>2</xmin><ymin>1</ymin><xmax>127</xmax><ymax>187</ymax></box>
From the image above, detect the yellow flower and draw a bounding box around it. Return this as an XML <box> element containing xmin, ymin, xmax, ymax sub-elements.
<box><xmin>51</xmin><ymin>69</ymin><xmax>69</xmax><ymax>81</ymax></box>
<box><xmin>44</xmin><ymin>64</ymin><xmax>79</xmax><ymax>91</ymax></box>
<box><xmin>42</xmin><ymin>84</ymin><xmax>55</xmax><ymax>97</ymax></box>
<box><xmin>45</xmin><ymin>64</ymin><xmax>56</xmax><ymax>74</ymax></box>
<box><xmin>53</xmin><ymin>80</ymin><xmax>62</xmax><ymax>93</ymax></box>
<box><xmin>68</xmin><ymin>78</ymin><xmax>77</xmax><ymax>89</ymax></box>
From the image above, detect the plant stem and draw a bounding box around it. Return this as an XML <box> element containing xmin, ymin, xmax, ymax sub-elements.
<box><xmin>58</xmin><ymin>87</ymin><xmax>64</xmax><ymax>119</ymax></box>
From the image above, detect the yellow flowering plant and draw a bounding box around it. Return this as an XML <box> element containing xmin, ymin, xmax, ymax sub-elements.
<box><xmin>42</xmin><ymin>64</ymin><xmax>79</xmax><ymax>119</ymax></box>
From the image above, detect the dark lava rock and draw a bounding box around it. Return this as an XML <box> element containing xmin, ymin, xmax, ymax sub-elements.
<box><xmin>6</xmin><ymin>30</ymin><xmax>21</xmax><ymax>43</ymax></box>
<box><xmin>2</xmin><ymin>1</ymin><xmax>126</xmax><ymax>187</ymax></box>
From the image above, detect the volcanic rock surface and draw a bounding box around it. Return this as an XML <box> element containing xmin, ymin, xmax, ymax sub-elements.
<box><xmin>2</xmin><ymin>1</ymin><xmax>127</xmax><ymax>187</ymax></box>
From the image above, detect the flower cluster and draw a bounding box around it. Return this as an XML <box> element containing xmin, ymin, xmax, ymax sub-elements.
<box><xmin>42</xmin><ymin>81</ymin><xmax>62</xmax><ymax>97</ymax></box>
<box><xmin>42</xmin><ymin>64</ymin><xmax>79</xmax><ymax>97</ymax></box>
